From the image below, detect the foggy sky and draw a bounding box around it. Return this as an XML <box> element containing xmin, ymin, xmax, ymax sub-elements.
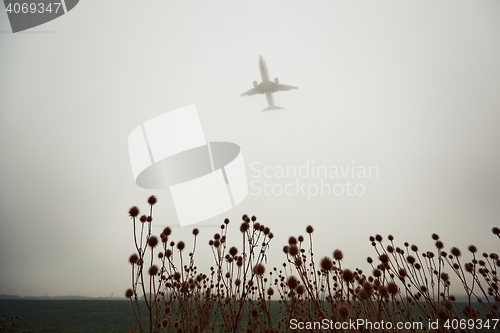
<box><xmin>0</xmin><ymin>0</ymin><xmax>499</xmax><ymax>297</ymax></box>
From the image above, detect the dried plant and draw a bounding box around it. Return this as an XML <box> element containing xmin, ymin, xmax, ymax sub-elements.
<box><xmin>126</xmin><ymin>196</ymin><xmax>499</xmax><ymax>333</ymax></box>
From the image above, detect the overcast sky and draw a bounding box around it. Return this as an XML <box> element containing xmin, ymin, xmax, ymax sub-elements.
<box><xmin>1</xmin><ymin>0</ymin><xmax>499</xmax><ymax>297</ymax></box>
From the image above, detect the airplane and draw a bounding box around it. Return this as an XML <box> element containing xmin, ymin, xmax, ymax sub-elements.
<box><xmin>240</xmin><ymin>55</ymin><xmax>298</xmax><ymax>111</ymax></box>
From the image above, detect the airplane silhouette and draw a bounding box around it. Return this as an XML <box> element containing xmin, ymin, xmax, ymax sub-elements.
<box><xmin>241</xmin><ymin>55</ymin><xmax>298</xmax><ymax>111</ymax></box>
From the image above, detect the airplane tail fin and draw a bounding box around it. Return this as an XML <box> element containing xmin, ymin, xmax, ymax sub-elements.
<box><xmin>262</xmin><ymin>106</ymin><xmax>284</xmax><ymax>112</ymax></box>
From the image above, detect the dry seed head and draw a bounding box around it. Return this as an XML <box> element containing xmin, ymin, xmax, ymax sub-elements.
<box><xmin>343</xmin><ymin>269</ymin><xmax>354</xmax><ymax>283</ymax></box>
<box><xmin>306</xmin><ymin>225</ymin><xmax>314</xmax><ymax>234</ymax></box>
<box><xmin>358</xmin><ymin>289</ymin><xmax>369</xmax><ymax>300</ymax></box>
<box><xmin>129</xmin><ymin>254</ymin><xmax>139</xmax><ymax>265</ymax></box>
<box><xmin>125</xmin><ymin>289</ymin><xmax>134</xmax><ymax>298</ymax></box>
<box><xmin>147</xmin><ymin>195</ymin><xmax>157</xmax><ymax>205</ymax></box>
<box><xmin>289</xmin><ymin>245</ymin><xmax>299</xmax><ymax>256</ymax></box>
<box><xmin>229</xmin><ymin>246</ymin><xmax>238</xmax><ymax>257</ymax></box>
<box><xmin>148</xmin><ymin>265</ymin><xmax>159</xmax><ymax>276</ymax></box>
<box><xmin>240</xmin><ymin>222</ymin><xmax>249</xmax><ymax>232</ymax></box>
<box><xmin>296</xmin><ymin>284</ymin><xmax>305</xmax><ymax>295</ymax></box>
<box><xmin>162</xmin><ymin>227</ymin><xmax>171</xmax><ymax>236</ymax></box>
<box><xmin>287</xmin><ymin>276</ymin><xmax>298</xmax><ymax>289</ymax></box>
<box><xmin>320</xmin><ymin>257</ymin><xmax>334</xmax><ymax>271</ymax></box>
<box><xmin>140</xmin><ymin>215</ymin><xmax>147</xmax><ymax>223</ymax></box>
<box><xmin>379</xmin><ymin>254</ymin><xmax>389</xmax><ymax>263</ymax></box>
<box><xmin>468</xmin><ymin>245</ymin><xmax>477</xmax><ymax>253</ymax></box>
<box><xmin>253</xmin><ymin>263</ymin><xmax>266</xmax><ymax>276</ymax></box>
<box><xmin>387</xmin><ymin>282</ymin><xmax>399</xmax><ymax>295</ymax></box>
<box><xmin>333</xmin><ymin>249</ymin><xmax>344</xmax><ymax>261</ymax></box>
<box><xmin>128</xmin><ymin>206</ymin><xmax>139</xmax><ymax>218</ymax></box>
<box><xmin>338</xmin><ymin>303</ymin><xmax>349</xmax><ymax>317</ymax></box>
<box><xmin>451</xmin><ymin>247</ymin><xmax>461</xmax><ymax>257</ymax></box>
<box><xmin>148</xmin><ymin>236</ymin><xmax>159</xmax><ymax>248</ymax></box>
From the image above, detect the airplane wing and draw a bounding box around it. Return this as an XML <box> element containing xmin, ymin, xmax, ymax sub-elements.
<box><xmin>240</xmin><ymin>87</ymin><xmax>260</xmax><ymax>96</ymax></box>
<box><xmin>272</xmin><ymin>83</ymin><xmax>298</xmax><ymax>92</ymax></box>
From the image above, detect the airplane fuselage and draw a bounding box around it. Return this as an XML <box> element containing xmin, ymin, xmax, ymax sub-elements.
<box><xmin>258</xmin><ymin>55</ymin><xmax>275</xmax><ymax>107</ymax></box>
<box><xmin>259</xmin><ymin>55</ymin><xmax>271</xmax><ymax>84</ymax></box>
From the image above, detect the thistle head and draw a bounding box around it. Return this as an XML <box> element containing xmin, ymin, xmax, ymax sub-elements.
<box><xmin>147</xmin><ymin>195</ymin><xmax>157</xmax><ymax>206</ymax></box>
<box><xmin>128</xmin><ymin>206</ymin><xmax>139</xmax><ymax>218</ymax></box>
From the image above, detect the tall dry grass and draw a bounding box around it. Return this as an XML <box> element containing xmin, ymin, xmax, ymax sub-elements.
<box><xmin>125</xmin><ymin>196</ymin><xmax>499</xmax><ymax>333</ymax></box>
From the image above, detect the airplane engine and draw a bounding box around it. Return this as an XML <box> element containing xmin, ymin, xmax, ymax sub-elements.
<box><xmin>274</xmin><ymin>78</ymin><xmax>279</xmax><ymax>84</ymax></box>
<box><xmin>253</xmin><ymin>81</ymin><xmax>258</xmax><ymax>87</ymax></box>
